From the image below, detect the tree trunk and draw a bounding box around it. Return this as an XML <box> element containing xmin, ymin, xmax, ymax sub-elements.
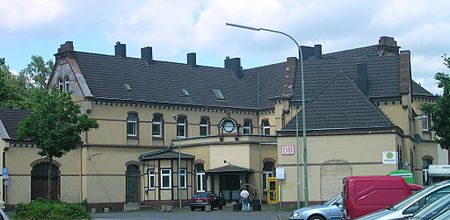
<box><xmin>47</xmin><ymin>157</ymin><xmax>52</xmax><ymax>201</ymax></box>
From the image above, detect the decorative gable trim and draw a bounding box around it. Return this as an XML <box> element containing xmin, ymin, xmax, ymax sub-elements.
<box><xmin>67</xmin><ymin>57</ymin><xmax>93</xmax><ymax>97</ymax></box>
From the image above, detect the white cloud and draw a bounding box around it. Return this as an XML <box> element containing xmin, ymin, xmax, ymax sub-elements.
<box><xmin>0</xmin><ymin>0</ymin><xmax>65</xmax><ymax>31</ymax></box>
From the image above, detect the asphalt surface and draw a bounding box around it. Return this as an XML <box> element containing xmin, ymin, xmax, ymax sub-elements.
<box><xmin>92</xmin><ymin>209</ymin><xmax>291</xmax><ymax>220</ymax></box>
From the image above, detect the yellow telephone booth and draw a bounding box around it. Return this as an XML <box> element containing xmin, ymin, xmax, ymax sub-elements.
<box><xmin>267</xmin><ymin>177</ymin><xmax>279</xmax><ymax>204</ymax></box>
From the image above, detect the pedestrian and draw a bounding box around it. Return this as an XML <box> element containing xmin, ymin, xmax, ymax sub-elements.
<box><xmin>240</xmin><ymin>188</ymin><xmax>250</xmax><ymax>212</ymax></box>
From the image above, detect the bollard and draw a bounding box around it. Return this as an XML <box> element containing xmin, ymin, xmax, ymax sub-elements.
<box><xmin>205</xmin><ymin>205</ymin><xmax>212</xmax><ymax>212</ymax></box>
<box><xmin>90</xmin><ymin>208</ymin><xmax>97</xmax><ymax>213</ymax></box>
<box><xmin>166</xmin><ymin>205</ymin><xmax>173</xmax><ymax>212</ymax></box>
<box><xmin>161</xmin><ymin>205</ymin><xmax>167</xmax><ymax>212</ymax></box>
<box><xmin>104</xmin><ymin>207</ymin><xmax>110</xmax><ymax>213</ymax></box>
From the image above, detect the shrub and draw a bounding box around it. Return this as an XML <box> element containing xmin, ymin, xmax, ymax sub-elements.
<box><xmin>13</xmin><ymin>198</ymin><xmax>92</xmax><ymax>220</ymax></box>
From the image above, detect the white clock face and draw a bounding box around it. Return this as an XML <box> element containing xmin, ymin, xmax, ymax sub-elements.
<box><xmin>223</xmin><ymin>121</ymin><xmax>235</xmax><ymax>132</ymax></box>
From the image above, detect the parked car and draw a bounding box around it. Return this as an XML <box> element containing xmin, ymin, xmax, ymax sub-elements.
<box><xmin>289</xmin><ymin>194</ymin><xmax>343</xmax><ymax>220</ymax></box>
<box><xmin>430</xmin><ymin>207</ymin><xmax>450</xmax><ymax>220</ymax></box>
<box><xmin>189</xmin><ymin>192</ymin><xmax>224</xmax><ymax>211</ymax></box>
<box><xmin>343</xmin><ymin>176</ymin><xmax>421</xmax><ymax>219</ymax></box>
<box><xmin>398</xmin><ymin>193</ymin><xmax>450</xmax><ymax>220</ymax></box>
<box><xmin>0</xmin><ymin>208</ymin><xmax>8</xmax><ymax>220</ymax></box>
<box><xmin>356</xmin><ymin>180</ymin><xmax>450</xmax><ymax>220</ymax></box>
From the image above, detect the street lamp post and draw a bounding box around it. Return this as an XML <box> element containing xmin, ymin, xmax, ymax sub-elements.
<box><xmin>226</xmin><ymin>22</ymin><xmax>309</xmax><ymax>208</ymax></box>
<box><xmin>172</xmin><ymin>114</ymin><xmax>182</xmax><ymax>209</ymax></box>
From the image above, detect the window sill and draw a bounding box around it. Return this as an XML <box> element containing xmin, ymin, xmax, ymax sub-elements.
<box><xmin>152</xmin><ymin>136</ymin><xmax>164</xmax><ymax>140</ymax></box>
<box><xmin>127</xmin><ymin>136</ymin><xmax>139</xmax><ymax>139</ymax></box>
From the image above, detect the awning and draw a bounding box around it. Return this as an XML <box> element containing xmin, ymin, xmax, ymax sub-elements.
<box><xmin>205</xmin><ymin>164</ymin><xmax>253</xmax><ymax>173</ymax></box>
<box><xmin>139</xmin><ymin>147</ymin><xmax>195</xmax><ymax>161</ymax></box>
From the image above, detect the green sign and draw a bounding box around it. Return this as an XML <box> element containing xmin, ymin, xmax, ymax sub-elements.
<box><xmin>388</xmin><ymin>170</ymin><xmax>414</xmax><ymax>184</ymax></box>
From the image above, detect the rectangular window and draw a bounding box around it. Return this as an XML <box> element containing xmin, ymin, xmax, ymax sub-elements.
<box><xmin>196</xmin><ymin>172</ymin><xmax>206</xmax><ymax>192</ymax></box>
<box><xmin>180</xmin><ymin>169</ymin><xmax>187</xmax><ymax>189</ymax></box>
<box><xmin>422</xmin><ymin>114</ymin><xmax>429</xmax><ymax>131</ymax></box>
<box><xmin>160</xmin><ymin>169</ymin><xmax>171</xmax><ymax>189</ymax></box>
<box><xmin>200</xmin><ymin>118</ymin><xmax>209</xmax><ymax>136</ymax></box>
<box><xmin>243</xmin><ymin>120</ymin><xmax>252</xmax><ymax>134</ymax></box>
<box><xmin>152</xmin><ymin>115</ymin><xmax>162</xmax><ymax>138</ymax></box>
<box><xmin>127</xmin><ymin>114</ymin><xmax>137</xmax><ymax>136</ymax></box>
<box><xmin>177</xmin><ymin>121</ymin><xmax>186</xmax><ymax>138</ymax></box>
<box><xmin>148</xmin><ymin>169</ymin><xmax>155</xmax><ymax>189</ymax></box>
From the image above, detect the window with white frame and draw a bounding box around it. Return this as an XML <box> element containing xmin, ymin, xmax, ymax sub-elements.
<box><xmin>200</xmin><ymin>117</ymin><xmax>209</xmax><ymax>136</ymax></box>
<box><xmin>64</xmin><ymin>77</ymin><xmax>70</xmax><ymax>92</ymax></box>
<box><xmin>243</xmin><ymin>119</ymin><xmax>252</xmax><ymax>134</ymax></box>
<box><xmin>160</xmin><ymin>169</ymin><xmax>171</xmax><ymax>189</ymax></box>
<box><xmin>58</xmin><ymin>78</ymin><xmax>64</xmax><ymax>92</ymax></box>
<box><xmin>422</xmin><ymin>114</ymin><xmax>429</xmax><ymax>131</ymax></box>
<box><xmin>176</xmin><ymin>116</ymin><xmax>187</xmax><ymax>138</ymax></box>
<box><xmin>262</xmin><ymin>120</ymin><xmax>270</xmax><ymax>135</ymax></box>
<box><xmin>148</xmin><ymin>169</ymin><xmax>155</xmax><ymax>189</ymax></box>
<box><xmin>152</xmin><ymin>114</ymin><xmax>163</xmax><ymax>138</ymax></box>
<box><xmin>262</xmin><ymin>161</ymin><xmax>275</xmax><ymax>190</ymax></box>
<box><xmin>127</xmin><ymin>113</ymin><xmax>138</xmax><ymax>137</ymax></box>
<box><xmin>180</xmin><ymin>169</ymin><xmax>187</xmax><ymax>189</ymax></box>
<box><xmin>195</xmin><ymin>163</ymin><xmax>206</xmax><ymax>192</ymax></box>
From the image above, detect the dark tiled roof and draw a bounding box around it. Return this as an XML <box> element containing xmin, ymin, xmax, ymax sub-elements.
<box><xmin>412</xmin><ymin>81</ymin><xmax>435</xmax><ymax>97</ymax></box>
<box><xmin>75</xmin><ymin>52</ymin><xmax>261</xmax><ymax>109</ymax></box>
<box><xmin>0</xmin><ymin>109</ymin><xmax>30</xmax><ymax>139</ymax></box>
<box><xmin>206</xmin><ymin>164</ymin><xmax>253</xmax><ymax>173</ymax></box>
<box><xmin>283</xmin><ymin>74</ymin><xmax>394</xmax><ymax>131</ymax></box>
<box><xmin>139</xmin><ymin>147</ymin><xmax>195</xmax><ymax>161</ymax></box>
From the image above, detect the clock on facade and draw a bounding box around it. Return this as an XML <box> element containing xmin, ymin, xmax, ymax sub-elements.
<box><xmin>223</xmin><ymin>121</ymin><xmax>235</xmax><ymax>132</ymax></box>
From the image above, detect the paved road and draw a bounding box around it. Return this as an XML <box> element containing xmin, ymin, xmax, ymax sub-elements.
<box><xmin>93</xmin><ymin>210</ymin><xmax>291</xmax><ymax>220</ymax></box>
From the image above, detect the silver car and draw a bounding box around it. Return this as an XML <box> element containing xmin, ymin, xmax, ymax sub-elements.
<box><xmin>403</xmin><ymin>193</ymin><xmax>450</xmax><ymax>220</ymax></box>
<box><xmin>357</xmin><ymin>180</ymin><xmax>450</xmax><ymax>220</ymax></box>
<box><xmin>289</xmin><ymin>194</ymin><xmax>343</xmax><ymax>220</ymax></box>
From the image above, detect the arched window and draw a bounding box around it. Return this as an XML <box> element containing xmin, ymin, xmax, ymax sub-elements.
<box><xmin>58</xmin><ymin>78</ymin><xmax>63</xmax><ymax>92</ymax></box>
<box><xmin>64</xmin><ymin>77</ymin><xmax>70</xmax><ymax>92</ymax></box>
<box><xmin>127</xmin><ymin>113</ymin><xmax>138</xmax><ymax>137</ymax></box>
<box><xmin>262</xmin><ymin>161</ymin><xmax>275</xmax><ymax>190</ymax></box>
<box><xmin>152</xmin><ymin>113</ymin><xmax>163</xmax><ymax>138</ymax></box>
<box><xmin>195</xmin><ymin>163</ymin><xmax>206</xmax><ymax>192</ymax></box>
<box><xmin>31</xmin><ymin>162</ymin><xmax>60</xmax><ymax>200</ymax></box>
<box><xmin>243</xmin><ymin>119</ymin><xmax>252</xmax><ymax>134</ymax></box>
<box><xmin>262</xmin><ymin>119</ymin><xmax>270</xmax><ymax>135</ymax></box>
<box><xmin>199</xmin><ymin>117</ymin><xmax>210</xmax><ymax>136</ymax></box>
<box><xmin>176</xmin><ymin>115</ymin><xmax>187</xmax><ymax>138</ymax></box>
<box><xmin>422</xmin><ymin>156</ymin><xmax>433</xmax><ymax>186</ymax></box>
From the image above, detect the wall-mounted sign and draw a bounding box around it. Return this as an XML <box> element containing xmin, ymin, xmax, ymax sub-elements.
<box><xmin>281</xmin><ymin>145</ymin><xmax>295</xmax><ymax>155</ymax></box>
<box><xmin>276</xmin><ymin>167</ymin><xmax>285</xmax><ymax>180</ymax></box>
<box><xmin>383</xmin><ymin>151</ymin><xmax>398</xmax><ymax>164</ymax></box>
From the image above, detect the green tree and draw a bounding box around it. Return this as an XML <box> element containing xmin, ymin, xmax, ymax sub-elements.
<box><xmin>421</xmin><ymin>55</ymin><xmax>450</xmax><ymax>150</ymax></box>
<box><xmin>18</xmin><ymin>87</ymin><xmax>99</xmax><ymax>200</ymax></box>
<box><xmin>20</xmin><ymin>55</ymin><xmax>54</xmax><ymax>90</ymax></box>
<box><xmin>0</xmin><ymin>58</ymin><xmax>30</xmax><ymax>109</ymax></box>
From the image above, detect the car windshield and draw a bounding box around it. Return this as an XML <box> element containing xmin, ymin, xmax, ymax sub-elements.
<box><xmin>193</xmin><ymin>193</ymin><xmax>209</xmax><ymax>198</ymax></box>
<box><xmin>324</xmin><ymin>194</ymin><xmax>342</xmax><ymax>206</ymax></box>
<box><xmin>391</xmin><ymin>182</ymin><xmax>448</xmax><ymax>211</ymax></box>
<box><xmin>414</xmin><ymin>194</ymin><xmax>450</xmax><ymax>218</ymax></box>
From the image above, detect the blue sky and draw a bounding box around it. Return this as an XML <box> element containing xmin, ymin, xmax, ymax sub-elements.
<box><xmin>1</xmin><ymin>0</ymin><xmax>449</xmax><ymax>94</ymax></box>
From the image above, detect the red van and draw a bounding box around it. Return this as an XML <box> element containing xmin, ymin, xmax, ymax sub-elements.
<box><xmin>342</xmin><ymin>176</ymin><xmax>422</xmax><ymax>219</ymax></box>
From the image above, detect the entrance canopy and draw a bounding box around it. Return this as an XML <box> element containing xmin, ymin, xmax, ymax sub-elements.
<box><xmin>206</xmin><ymin>164</ymin><xmax>253</xmax><ymax>174</ymax></box>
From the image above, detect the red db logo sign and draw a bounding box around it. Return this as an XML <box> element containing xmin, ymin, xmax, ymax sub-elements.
<box><xmin>281</xmin><ymin>145</ymin><xmax>295</xmax><ymax>155</ymax></box>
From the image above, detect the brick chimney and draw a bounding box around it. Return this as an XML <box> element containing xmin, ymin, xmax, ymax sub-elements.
<box><xmin>399</xmin><ymin>50</ymin><xmax>412</xmax><ymax>94</ymax></box>
<box><xmin>115</xmin><ymin>42</ymin><xmax>126</xmax><ymax>57</ymax></box>
<box><xmin>378</xmin><ymin>36</ymin><xmax>400</xmax><ymax>56</ymax></box>
<box><xmin>57</xmin><ymin>41</ymin><xmax>74</xmax><ymax>53</ymax></box>
<box><xmin>187</xmin><ymin>52</ymin><xmax>196</xmax><ymax>67</ymax></box>
<box><xmin>141</xmin><ymin>46</ymin><xmax>153</xmax><ymax>64</ymax></box>
<box><xmin>282</xmin><ymin>57</ymin><xmax>297</xmax><ymax>96</ymax></box>
<box><xmin>224</xmin><ymin>57</ymin><xmax>242</xmax><ymax>78</ymax></box>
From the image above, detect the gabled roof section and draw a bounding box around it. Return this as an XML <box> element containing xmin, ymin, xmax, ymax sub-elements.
<box><xmin>139</xmin><ymin>147</ymin><xmax>195</xmax><ymax>161</ymax></box>
<box><xmin>0</xmin><ymin>109</ymin><xmax>30</xmax><ymax>140</ymax></box>
<box><xmin>282</xmin><ymin>73</ymin><xmax>394</xmax><ymax>131</ymax></box>
<box><xmin>412</xmin><ymin>81</ymin><xmax>435</xmax><ymax>97</ymax></box>
<box><xmin>292</xmin><ymin>45</ymin><xmax>401</xmax><ymax>102</ymax></box>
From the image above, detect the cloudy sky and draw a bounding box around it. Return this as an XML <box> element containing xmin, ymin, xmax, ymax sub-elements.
<box><xmin>1</xmin><ymin>0</ymin><xmax>449</xmax><ymax>94</ymax></box>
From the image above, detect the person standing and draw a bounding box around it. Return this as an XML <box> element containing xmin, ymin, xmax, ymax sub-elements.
<box><xmin>240</xmin><ymin>188</ymin><xmax>250</xmax><ymax>212</ymax></box>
